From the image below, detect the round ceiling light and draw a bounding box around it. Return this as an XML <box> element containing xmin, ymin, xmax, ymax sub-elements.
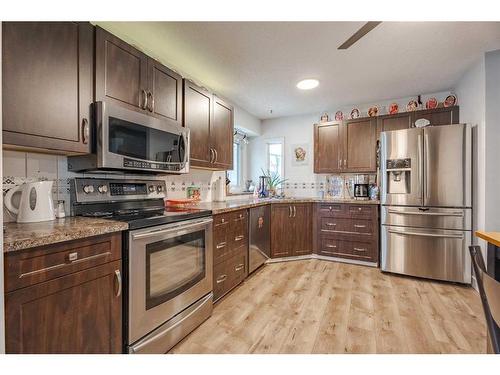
<box><xmin>296</xmin><ymin>79</ymin><xmax>319</xmax><ymax>90</ymax></box>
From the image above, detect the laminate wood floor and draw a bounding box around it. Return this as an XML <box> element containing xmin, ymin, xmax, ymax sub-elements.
<box><xmin>170</xmin><ymin>259</ymin><xmax>486</xmax><ymax>354</ymax></box>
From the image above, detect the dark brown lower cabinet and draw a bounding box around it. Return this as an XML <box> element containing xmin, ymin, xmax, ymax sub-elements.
<box><xmin>313</xmin><ymin>203</ymin><xmax>379</xmax><ymax>264</ymax></box>
<box><xmin>5</xmin><ymin>233</ymin><xmax>122</xmax><ymax>354</ymax></box>
<box><xmin>212</xmin><ymin>209</ymin><xmax>248</xmax><ymax>302</ymax></box>
<box><xmin>271</xmin><ymin>203</ymin><xmax>312</xmax><ymax>258</ymax></box>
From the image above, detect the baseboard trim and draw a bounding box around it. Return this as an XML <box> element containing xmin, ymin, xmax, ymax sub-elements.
<box><xmin>266</xmin><ymin>254</ymin><xmax>378</xmax><ymax>268</ymax></box>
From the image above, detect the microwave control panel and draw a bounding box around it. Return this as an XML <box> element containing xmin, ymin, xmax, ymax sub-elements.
<box><xmin>123</xmin><ymin>158</ymin><xmax>183</xmax><ymax>172</ymax></box>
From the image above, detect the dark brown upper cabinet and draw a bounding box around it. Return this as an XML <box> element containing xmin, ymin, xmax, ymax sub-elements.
<box><xmin>314</xmin><ymin>118</ymin><xmax>377</xmax><ymax>173</ymax></box>
<box><xmin>342</xmin><ymin>117</ymin><xmax>377</xmax><ymax>172</ymax></box>
<box><xmin>211</xmin><ymin>96</ymin><xmax>234</xmax><ymax>169</ymax></box>
<box><xmin>343</xmin><ymin>117</ymin><xmax>377</xmax><ymax>172</ymax></box>
<box><xmin>95</xmin><ymin>26</ymin><xmax>182</xmax><ymax>127</ymax></box>
<box><xmin>376</xmin><ymin>112</ymin><xmax>412</xmax><ymax>139</ymax></box>
<box><xmin>410</xmin><ymin>106</ymin><xmax>459</xmax><ymax>127</ymax></box>
<box><xmin>95</xmin><ymin>26</ymin><xmax>148</xmax><ymax>111</ymax></box>
<box><xmin>183</xmin><ymin>80</ymin><xmax>213</xmax><ymax>168</ymax></box>
<box><xmin>183</xmin><ymin>79</ymin><xmax>234</xmax><ymax>170</ymax></box>
<box><xmin>314</xmin><ymin>121</ymin><xmax>342</xmax><ymax>173</ymax></box>
<box><xmin>148</xmin><ymin>59</ymin><xmax>182</xmax><ymax>125</ymax></box>
<box><xmin>2</xmin><ymin>22</ymin><xmax>94</xmax><ymax>154</ymax></box>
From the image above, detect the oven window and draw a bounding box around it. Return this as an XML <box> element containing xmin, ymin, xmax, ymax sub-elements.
<box><xmin>145</xmin><ymin>230</ymin><xmax>205</xmax><ymax>310</ymax></box>
<box><xmin>108</xmin><ymin>116</ymin><xmax>185</xmax><ymax>163</ymax></box>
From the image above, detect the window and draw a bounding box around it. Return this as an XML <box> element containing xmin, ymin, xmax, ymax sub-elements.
<box><xmin>266</xmin><ymin>138</ymin><xmax>284</xmax><ymax>182</ymax></box>
<box><xmin>227</xmin><ymin>142</ymin><xmax>241</xmax><ymax>190</ymax></box>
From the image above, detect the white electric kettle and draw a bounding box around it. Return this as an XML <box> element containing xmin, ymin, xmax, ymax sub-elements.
<box><xmin>5</xmin><ymin>181</ymin><xmax>56</xmax><ymax>223</ymax></box>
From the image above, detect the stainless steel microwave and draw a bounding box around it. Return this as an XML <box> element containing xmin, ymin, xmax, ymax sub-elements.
<box><xmin>68</xmin><ymin>101</ymin><xmax>189</xmax><ymax>174</ymax></box>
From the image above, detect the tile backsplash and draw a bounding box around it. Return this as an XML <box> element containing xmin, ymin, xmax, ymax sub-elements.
<box><xmin>2</xmin><ymin>150</ymin><xmax>224</xmax><ymax>222</ymax></box>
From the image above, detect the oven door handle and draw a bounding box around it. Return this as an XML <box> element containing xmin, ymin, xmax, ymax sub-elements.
<box><xmin>131</xmin><ymin>218</ymin><xmax>213</xmax><ymax>240</ymax></box>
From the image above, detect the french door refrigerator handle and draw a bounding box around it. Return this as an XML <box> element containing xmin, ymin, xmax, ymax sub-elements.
<box><xmin>388</xmin><ymin>229</ymin><xmax>464</xmax><ymax>239</ymax></box>
<box><xmin>387</xmin><ymin>209</ymin><xmax>464</xmax><ymax>217</ymax></box>
<box><xmin>418</xmin><ymin>133</ymin><xmax>424</xmax><ymax>202</ymax></box>
<box><xmin>424</xmin><ymin>132</ymin><xmax>431</xmax><ymax>201</ymax></box>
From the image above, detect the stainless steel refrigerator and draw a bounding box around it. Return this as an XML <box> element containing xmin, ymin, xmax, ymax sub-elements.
<box><xmin>380</xmin><ymin>124</ymin><xmax>472</xmax><ymax>284</ymax></box>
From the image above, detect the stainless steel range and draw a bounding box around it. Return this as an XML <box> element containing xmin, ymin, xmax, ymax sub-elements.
<box><xmin>71</xmin><ymin>177</ymin><xmax>213</xmax><ymax>353</ymax></box>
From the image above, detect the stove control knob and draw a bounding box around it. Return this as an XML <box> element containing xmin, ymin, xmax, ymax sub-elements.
<box><xmin>98</xmin><ymin>185</ymin><xmax>108</xmax><ymax>194</ymax></box>
<box><xmin>83</xmin><ymin>185</ymin><xmax>95</xmax><ymax>194</ymax></box>
<box><xmin>156</xmin><ymin>185</ymin><xmax>163</xmax><ymax>193</ymax></box>
<box><xmin>148</xmin><ymin>185</ymin><xmax>155</xmax><ymax>193</ymax></box>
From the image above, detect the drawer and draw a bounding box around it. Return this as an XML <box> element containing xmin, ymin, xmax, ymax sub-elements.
<box><xmin>213</xmin><ymin>261</ymin><xmax>231</xmax><ymax>301</ymax></box>
<box><xmin>320</xmin><ymin>217</ymin><xmax>373</xmax><ymax>235</ymax></box>
<box><xmin>347</xmin><ymin>204</ymin><xmax>375</xmax><ymax>218</ymax></box>
<box><xmin>213</xmin><ymin>249</ymin><xmax>247</xmax><ymax>301</ymax></box>
<box><xmin>213</xmin><ymin>232</ymin><xmax>230</xmax><ymax>265</ymax></box>
<box><xmin>317</xmin><ymin>203</ymin><xmax>345</xmax><ymax>217</ymax></box>
<box><xmin>5</xmin><ymin>233</ymin><xmax>121</xmax><ymax>292</ymax></box>
<box><xmin>318</xmin><ymin>237</ymin><xmax>341</xmax><ymax>257</ymax></box>
<box><xmin>213</xmin><ymin>213</ymin><xmax>231</xmax><ymax>229</ymax></box>
<box><xmin>230</xmin><ymin>209</ymin><xmax>248</xmax><ymax>224</ymax></box>
<box><xmin>337</xmin><ymin>239</ymin><xmax>376</xmax><ymax>262</ymax></box>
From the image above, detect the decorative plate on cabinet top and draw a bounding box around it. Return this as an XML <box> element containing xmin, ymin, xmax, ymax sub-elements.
<box><xmin>335</xmin><ymin>111</ymin><xmax>344</xmax><ymax>121</ymax></box>
<box><xmin>425</xmin><ymin>97</ymin><xmax>438</xmax><ymax>109</ymax></box>
<box><xmin>388</xmin><ymin>103</ymin><xmax>399</xmax><ymax>114</ymax></box>
<box><xmin>350</xmin><ymin>108</ymin><xmax>360</xmax><ymax>119</ymax></box>
<box><xmin>444</xmin><ymin>94</ymin><xmax>457</xmax><ymax>107</ymax></box>
<box><xmin>406</xmin><ymin>100</ymin><xmax>418</xmax><ymax>112</ymax></box>
<box><xmin>368</xmin><ymin>106</ymin><xmax>379</xmax><ymax>117</ymax></box>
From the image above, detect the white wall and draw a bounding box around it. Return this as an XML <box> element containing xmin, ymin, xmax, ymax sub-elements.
<box><xmin>455</xmin><ymin>57</ymin><xmax>486</xmax><ymax>252</ymax></box>
<box><xmin>485</xmin><ymin>50</ymin><xmax>500</xmax><ymax>232</ymax></box>
<box><xmin>234</xmin><ymin>104</ymin><xmax>261</xmax><ymax>137</ymax></box>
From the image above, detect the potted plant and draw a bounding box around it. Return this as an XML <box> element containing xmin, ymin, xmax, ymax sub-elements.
<box><xmin>260</xmin><ymin>168</ymin><xmax>287</xmax><ymax>197</ymax></box>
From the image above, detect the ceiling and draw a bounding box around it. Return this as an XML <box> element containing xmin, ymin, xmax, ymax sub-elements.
<box><xmin>96</xmin><ymin>22</ymin><xmax>500</xmax><ymax>119</ymax></box>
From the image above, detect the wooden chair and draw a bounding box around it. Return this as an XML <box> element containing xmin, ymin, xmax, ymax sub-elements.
<box><xmin>469</xmin><ymin>245</ymin><xmax>500</xmax><ymax>354</ymax></box>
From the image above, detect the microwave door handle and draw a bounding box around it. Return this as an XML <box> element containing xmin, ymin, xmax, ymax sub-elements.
<box><xmin>179</xmin><ymin>133</ymin><xmax>187</xmax><ymax>165</ymax></box>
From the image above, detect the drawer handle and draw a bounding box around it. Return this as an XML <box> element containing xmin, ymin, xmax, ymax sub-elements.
<box><xmin>326</xmin><ymin>223</ymin><xmax>337</xmax><ymax>227</ymax></box>
<box><xmin>326</xmin><ymin>244</ymin><xmax>337</xmax><ymax>248</ymax></box>
<box><xmin>68</xmin><ymin>252</ymin><xmax>78</xmax><ymax>261</ymax></box>
<box><xmin>354</xmin><ymin>224</ymin><xmax>366</xmax><ymax>228</ymax></box>
<box><xmin>235</xmin><ymin>264</ymin><xmax>245</xmax><ymax>271</ymax></box>
<box><xmin>353</xmin><ymin>247</ymin><xmax>367</xmax><ymax>252</ymax></box>
<box><xmin>234</xmin><ymin>214</ymin><xmax>246</xmax><ymax>222</ymax></box>
<box><xmin>18</xmin><ymin>251</ymin><xmax>112</xmax><ymax>279</ymax></box>
<box><xmin>235</xmin><ymin>235</ymin><xmax>245</xmax><ymax>241</ymax></box>
<box><xmin>217</xmin><ymin>220</ymin><xmax>229</xmax><ymax>226</ymax></box>
<box><xmin>216</xmin><ymin>242</ymin><xmax>227</xmax><ymax>249</ymax></box>
<box><xmin>216</xmin><ymin>274</ymin><xmax>227</xmax><ymax>284</ymax></box>
<box><xmin>358</xmin><ymin>208</ymin><xmax>362</xmax><ymax>211</ymax></box>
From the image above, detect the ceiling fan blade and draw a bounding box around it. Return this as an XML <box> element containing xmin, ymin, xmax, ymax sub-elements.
<box><xmin>338</xmin><ymin>21</ymin><xmax>382</xmax><ymax>50</ymax></box>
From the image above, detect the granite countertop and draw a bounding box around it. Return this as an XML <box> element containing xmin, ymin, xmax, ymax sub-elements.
<box><xmin>178</xmin><ymin>197</ymin><xmax>380</xmax><ymax>215</ymax></box>
<box><xmin>4</xmin><ymin>217</ymin><xmax>129</xmax><ymax>254</ymax></box>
